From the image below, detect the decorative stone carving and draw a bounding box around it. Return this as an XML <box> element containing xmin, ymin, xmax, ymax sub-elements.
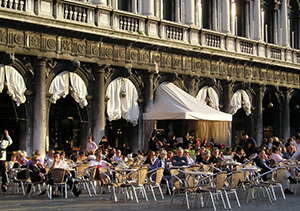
<box><xmin>193</xmin><ymin>58</ymin><xmax>201</xmax><ymax>72</ymax></box>
<box><xmin>47</xmin><ymin>38</ymin><xmax>56</xmax><ymax>50</ymax></box>
<box><xmin>172</xmin><ymin>55</ymin><xmax>181</xmax><ymax>69</ymax></box>
<box><xmin>164</xmin><ymin>55</ymin><xmax>172</xmax><ymax>67</ymax></box>
<box><xmin>260</xmin><ymin>68</ymin><xmax>267</xmax><ymax>80</ymax></box>
<box><xmin>287</xmin><ymin>73</ymin><xmax>294</xmax><ymax>84</ymax></box>
<box><xmin>14</xmin><ymin>33</ymin><xmax>24</xmax><ymax>45</ymax></box>
<box><xmin>0</xmin><ymin>29</ymin><xmax>7</xmax><ymax>43</ymax></box>
<box><xmin>211</xmin><ymin>61</ymin><xmax>219</xmax><ymax>75</ymax></box>
<box><xmin>228</xmin><ymin>64</ymin><xmax>236</xmax><ymax>76</ymax></box>
<box><xmin>152</xmin><ymin>51</ymin><xmax>161</xmax><ymax>64</ymax></box>
<box><xmin>91</xmin><ymin>43</ymin><xmax>99</xmax><ymax>56</ymax></box>
<box><xmin>219</xmin><ymin>62</ymin><xmax>228</xmax><ymax>75</ymax></box>
<box><xmin>201</xmin><ymin>59</ymin><xmax>210</xmax><ymax>74</ymax></box>
<box><xmin>61</xmin><ymin>38</ymin><xmax>72</xmax><ymax>53</ymax></box>
<box><xmin>184</xmin><ymin>57</ymin><xmax>191</xmax><ymax>71</ymax></box>
<box><xmin>236</xmin><ymin>64</ymin><xmax>244</xmax><ymax>78</ymax></box>
<box><xmin>252</xmin><ymin>67</ymin><xmax>259</xmax><ymax>80</ymax></box>
<box><xmin>245</xmin><ymin>66</ymin><xmax>252</xmax><ymax>79</ymax></box>
<box><xmin>280</xmin><ymin>72</ymin><xmax>287</xmax><ymax>83</ymax></box>
<box><xmin>274</xmin><ymin>70</ymin><xmax>280</xmax><ymax>83</ymax></box>
<box><xmin>293</xmin><ymin>74</ymin><xmax>299</xmax><ymax>85</ymax></box>
<box><xmin>29</xmin><ymin>34</ymin><xmax>40</xmax><ymax>48</ymax></box>
<box><xmin>129</xmin><ymin>49</ymin><xmax>138</xmax><ymax>62</ymax></box>
<box><xmin>266</xmin><ymin>70</ymin><xmax>273</xmax><ymax>82</ymax></box>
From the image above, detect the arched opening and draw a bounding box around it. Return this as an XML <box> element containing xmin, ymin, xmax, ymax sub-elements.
<box><xmin>105</xmin><ymin>77</ymin><xmax>139</xmax><ymax>153</ymax></box>
<box><xmin>232</xmin><ymin>109</ymin><xmax>251</xmax><ymax>146</ymax></box>
<box><xmin>0</xmin><ymin>92</ymin><xmax>26</xmax><ymax>152</ymax></box>
<box><xmin>48</xmin><ymin>71</ymin><xmax>89</xmax><ymax>153</ymax></box>
<box><xmin>263</xmin><ymin>92</ymin><xmax>280</xmax><ymax>139</ymax></box>
<box><xmin>48</xmin><ymin>95</ymin><xmax>83</xmax><ymax>152</ymax></box>
<box><xmin>290</xmin><ymin>93</ymin><xmax>300</xmax><ymax>135</ymax></box>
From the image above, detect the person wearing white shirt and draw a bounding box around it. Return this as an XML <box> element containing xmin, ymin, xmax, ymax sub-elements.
<box><xmin>50</xmin><ymin>152</ymin><xmax>81</xmax><ymax>197</ymax></box>
<box><xmin>0</xmin><ymin>130</ymin><xmax>13</xmax><ymax>192</ymax></box>
<box><xmin>88</xmin><ymin>151</ymin><xmax>112</xmax><ymax>168</ymax></box>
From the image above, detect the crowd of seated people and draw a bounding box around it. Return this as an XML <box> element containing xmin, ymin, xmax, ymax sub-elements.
<box><xmin>4</xmin><ymin>132</ymin><xmax>300</xmax><ymax>198</ymax></box>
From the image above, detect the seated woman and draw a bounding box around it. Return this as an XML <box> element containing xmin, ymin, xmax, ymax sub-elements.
<box><xmin>233</xmin><ymin>147</ymin><xmax>247</xmax><ymax>163</ymax></box>
<box><xmin>8</xmin><ymin>154</ymin><xmax>21</xmax><ymax>179</ymax></box>
<box><xmin>144</xmin><ymin>151</ymin><xmax>158</xmax><ymax>168</ymax></box>
<box><xmin>27</xmin><ymin>155</ymin><xmax>47</xmax><ymax>195</ymax></box>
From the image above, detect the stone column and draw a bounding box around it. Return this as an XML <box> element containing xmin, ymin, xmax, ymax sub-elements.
<box><xmin>185</xmin><ymin>0</ymin><xmax>195</xmax><ymax>25</ymax></box>
<box><xmin>212</xmin><ymin>0</ymin><xmax>217</xmax><ymax>31</ymax></box>
<box><xmin>282</xmin><ymin>88</ymin><xmax>292</xmax><ymax>142</ymax></box>
<box><xmin>253</xmin><ymin>0</ymin><xmax>262</xmax><ymax>40</ymax></box>
<box><xmin>222</xmin><ymin>0</ymin><xmax>230</xmax><ymax>33</ymax></box>
<box><xmin>144</xmin><ymin>71</ymin><xmax>154</xmax><ymax>113</ymax></box>
<box><xmin>32</xmin><ymin>59</ymin><xmax>47</xmax><ymax>158</ymax></box>
<box><xmin>92</xmin><ymin>66</ymin><xmax>106</xmax><ymax>143</ymax></box>
<box><xmin>79</xmin><ymin>107</ymin><xmax>89</xmax><ymax>152</ymax></box>
<box><xmin>245</xmin><ymin>1</ymin><xmax>250</xmax><ymax>38</ymax></box>
<box><xmin>281</xmin><ymin>0</ymin><xmax>289</xmax><ymax>46</ymax></box>
<box><xmin>255</xmin><ymin>85</ymin><xmax>265</xmax><ymax>146</ymax></box>
<box><xmin>222</xmin><ymin>80</ymin><xmax>234</xmax><ymax>114</ymax></box>
<box><xmin>132</xmin><ymin>0</ymin><xmax>138</xmax><ymax>13</ymax></box>
<box><xmin>144</xmin><ymin>0</ymin><xmax>154</xmax><ymax>16</ymax></box>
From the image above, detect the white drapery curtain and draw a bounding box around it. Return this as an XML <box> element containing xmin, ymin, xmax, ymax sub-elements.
<box><xmin>49</xmin><ymin>71</ymin><xmax>69</xmax><ymax>104</ymax></box>
<box><xmin>0</xmin><ymin>64</ymin><xmax>5</xmax><ymax>93</ymax></box>
<box><xmin>49</xmin><ymin>71</ymin><xmax>88</xmax><ymax>108</ymax></box>
<box><xmin>106</xmin><ymin>77</ymin><xmax>139</xmax><ymax>125</ymax></box>
<box><xmin>230</xmin><ymin>90</ymin><xmax>251</xmax><ymax>116</ymax></box>
<box><xmin>196</xmin><ymin>86</ymin><xmax>220</xmax><ymax>110</ymax></box>
<box><xmin>70</xmin><ymin>72</ymin><xmax>88</xmax><ymax>108</ymax></box>
<box><xmin>0</xmin><ymin>65</ymin><xmax>27</xmax><ymax>106</ymax></box>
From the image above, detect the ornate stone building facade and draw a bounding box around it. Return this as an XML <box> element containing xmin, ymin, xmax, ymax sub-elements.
<box><xmin>1</xmin><ymin>0</ymin><xmax>300</xmax><ymax>157</ymax></box>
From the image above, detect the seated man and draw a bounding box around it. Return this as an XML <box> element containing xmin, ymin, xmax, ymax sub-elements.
<box><xmin>209</xmin><ymin>147</ymin><xmax>222</xmax><ymax>168</ymax></box>
<box><xmin>171</xmin><ymin>147</ymin><xmax>188</xmax><ymax>166</ymax></box>
<box><xmin>48</xmin><ymin>152</ymin><xmax>81</xmax><ymax>197</ymax></box>
<box><xmin>88</xmin><ymin>150</ymin><xmax>112</xmax><ymax>168</ymax></box>
<box><xmin>254</xmin><ymin>148</ymin><xmax>296</xmax><ymax>194</ymax></box>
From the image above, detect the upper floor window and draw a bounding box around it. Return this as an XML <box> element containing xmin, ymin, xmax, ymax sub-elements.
<box><xmin>202</xmin><ymin>0</ymin><xmax>215</xmax><ymax>30</ymax></box>
<box><xmin>289</xmin><ymin>0</ymin><xmax>300</xmax><ymax>49</ymax></box>
<box><xmin>162</xmin><ymin>0</ymin><xmax>184</xmax><ymax>23</ymax></box>
<box><xmin>263</xmin><ymin>0</ymin><xmax>279</xmax><ymax>44</ymax></box>
<box><xmin>118</xmin><ymin>0</ymin><xmax>132</xmax><ymax>12</ymax></box>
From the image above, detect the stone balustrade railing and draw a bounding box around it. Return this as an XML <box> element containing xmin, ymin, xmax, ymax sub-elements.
<box><xmin>0</xmin><ymin>0</ymin><xmax>299</xmax><ymax>66</ymax></box>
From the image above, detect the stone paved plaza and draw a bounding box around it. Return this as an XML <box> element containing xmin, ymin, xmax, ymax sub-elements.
<box><xmin>1</xmin><ymin>187</ymin><xmax>299</xmax><ymax>211</ymax></box>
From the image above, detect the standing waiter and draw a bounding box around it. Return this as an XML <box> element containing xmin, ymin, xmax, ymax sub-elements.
<box><xmin>0</xmin><ymin>130</ymin><xmax>12</xmax><ymax>192</ymax></box>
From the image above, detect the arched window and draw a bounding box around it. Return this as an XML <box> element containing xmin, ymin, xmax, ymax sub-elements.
<box><xmin>290</xmin><ymin>0</ymin><xmax>300</xmax><ymax>49</ymax></box>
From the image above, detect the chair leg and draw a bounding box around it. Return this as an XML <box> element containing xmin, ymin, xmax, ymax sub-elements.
<box><xmin>279</xmin><ymin>184</ymin><xmax>286</xmax><ymax>199</ymax></box>
<box><xmin>158</xmin><ymin>185</ymin><xmax>164</xmax><ymax>200</ymax></box>
<box><xmin>150</xmin><ymin>185</ymin><xmax>157</xmax><ymax>201</ymax></box>
<box><xmin>185</xmin><ymin>191</ymin><xmax>190</xmax><ymax>209</ymax></box>
<box><xmin>234</xmin><ymin>190</ymin><xmax>241</xmax><ymax>207</ymax></box>
<box><xmin>224</xmin><ymin>190</ymin><xmax>231</xmax><ymax>210</ymax></box>
<box><xmin>264</xmin><ymin>187</ymin><xmax>273</xmax><ymax>204</ymax></box>
<box><xmin>64</xmin><ymin>185</ymin><xmax>67</xmax><ymax>199</ymax></box>
<box><xmin>132</xmin><ymin>188</ymin><xmax>139</xmax><ymax>203</ymax></box>
<box><xmin>219</xmin><ymin>191</ymin><xmax>227</xmax><ymax>210</ymax></box>
<box><xmin>142</xmin><ymin>187</ymin><xmax>148</xmax><ymax>202</ymax></box>
<box><xmin>169</xmin><ymin>190</ymin><xmax>175</xmax><ymax>207</ymax></box>
<box><xmin>270</xmin><ymin>185</ymin><xmax>277</xmax><ymax>201</ymax></box>
<box><xmin>209</xmin><ymin>192</ymin><xmax>217</xmax><ymax>211</ymax></box>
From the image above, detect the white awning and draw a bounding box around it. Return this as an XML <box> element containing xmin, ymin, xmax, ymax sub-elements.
<box><xmin>143</xmin><ymin>82</ymin><xmax>232</xmax><ymax>121</ymax></box>
<box><xmin>0</xmin><ymin>65</ymin><xmax>27</xmax><ymax>106</ymax></box>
